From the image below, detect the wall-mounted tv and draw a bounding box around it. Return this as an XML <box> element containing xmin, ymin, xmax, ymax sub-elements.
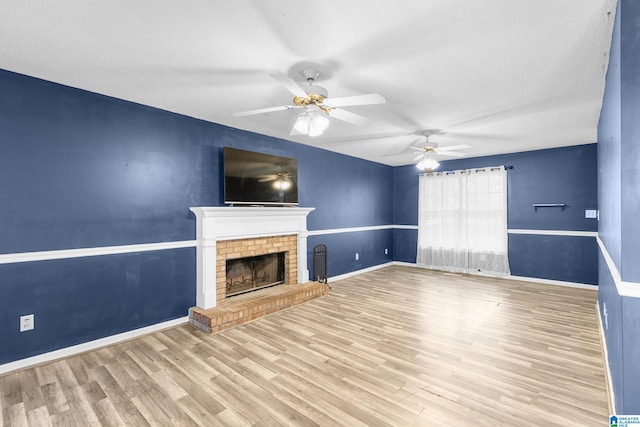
<box><xmin>223</xmin><ymin>147</ymin><xmax>299</xmax><ymax>206</ymax></box>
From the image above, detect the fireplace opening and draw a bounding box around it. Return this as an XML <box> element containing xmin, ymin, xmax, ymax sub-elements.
<box><xmin>226</xmin><ymin>252</ymin><xmax>286</xmax><ymax>297</ymax></box>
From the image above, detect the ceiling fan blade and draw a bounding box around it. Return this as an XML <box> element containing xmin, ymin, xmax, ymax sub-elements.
<box><xmin>270</xmin><ymin>73</ymin><xmax>308</xmax><ymax>98</ymax></box>
<box><xmin>323</xmin><ymin>132</ymin><xmax>418</xmax><ymax>147</ymax></box>
<box><xmin>258</xmin><ymin>176</ymin><xmax>276</xmax><ymax>182</ymax></box>
<box><xmin>412</xmin><ymin>153</ymin><xmax>425</xmax><ymax>162</ymax></box>
<box><xmin>233</xmin><ymin>105</ymin><xmax>298</xmax><ymax>117</ymax></box>
<box><xmin>329</xmin><ymin>108</ymin><xmax>372</xmax><ymax>126</ymax></box>
<box><xmin>380</xmin><ymin>141</ymin><xmax>422</xmax><ymax>156</ymax></box>
<box><xmin>323</xmin><ymin>93</ymin><xmax>386</xmax><ymax>108</ymax></box>
<box><xmin>436</xmin><ymin>151</ymin><xmax>466</xmax><ymax>158</ymax></box>
<box><xmin>438</xmin><ymin>144</ymin><xmax>472</xmax><ymax>151</ymax></box>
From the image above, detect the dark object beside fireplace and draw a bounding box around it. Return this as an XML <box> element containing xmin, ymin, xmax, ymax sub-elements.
<box><xmin>313</xmin><ymin>243</ymin><xmax>328</xmax><ymax>285</ymax></box>
<box><xmin>226</xmin><ymin>252</ymin><xmax>286</xmax><ymax>297</ymax></box>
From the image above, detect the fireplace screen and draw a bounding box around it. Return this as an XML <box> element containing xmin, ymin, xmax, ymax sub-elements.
<box><xmin>226</xmin><ymin>252</ymin><xmax>285</xmax><ymax>297</ymax></box>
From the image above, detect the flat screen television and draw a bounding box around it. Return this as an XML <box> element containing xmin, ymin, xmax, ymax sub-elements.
<box><xmin>223</xmin><ymin>147</ymin><xmax>299</xmax><ymax>206</ymax></box>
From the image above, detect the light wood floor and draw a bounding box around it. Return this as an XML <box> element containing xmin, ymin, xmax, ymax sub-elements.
<box><xmin>1</xmin><ymin>266</ymin><xmax>608</xmax><ymax>426</ymax></box>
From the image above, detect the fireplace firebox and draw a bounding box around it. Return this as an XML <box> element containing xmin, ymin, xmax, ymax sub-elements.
<box><xmin>225</xmin><ymin>252</ymin><xmax>285</xmax><ymax>297</ymax></box>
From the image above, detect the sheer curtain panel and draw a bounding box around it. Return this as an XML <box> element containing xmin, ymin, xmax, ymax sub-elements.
<box><xmin>417</xmin><ymin>166</ymin><xmax>510</xmax><ymax>275</ymax></box>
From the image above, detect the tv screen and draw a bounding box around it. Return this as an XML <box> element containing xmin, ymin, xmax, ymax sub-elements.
<box><xmin>223</xmin><ymin>147</ymin><xmax>299</xmax><ymax>206</ymax></box>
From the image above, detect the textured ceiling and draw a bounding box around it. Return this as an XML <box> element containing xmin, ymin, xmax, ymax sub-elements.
<box><xmin>0</xmin><ymin>0</ymin><xmax>617</xmax><ymax>165</ymax></box>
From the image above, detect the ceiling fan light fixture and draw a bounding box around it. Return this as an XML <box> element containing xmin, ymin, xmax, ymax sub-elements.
<box><xmin>308</xmin><ymin>113</ymin><xmax>329</xmax><ymax>136</ymax></box>
<box><xmin>294</xmin><ymin>109</ymin><xmax>329</xmax><ymax>137</ymax></box>
<box><xmin>416</xmin><ymin>155</ymin><xmax>440</xmax><ymax>171</ymax></box>
<box><xmin>293</xmin><ymin>111</ymin><xmax>310</xmax><ymax>134</ymax></box>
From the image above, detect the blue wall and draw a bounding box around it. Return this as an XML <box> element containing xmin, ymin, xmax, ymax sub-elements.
<box><xmin>392</xmin><ymin>164</ymin><xmax>420</xmax><ymax>263</ymax></box>
<box><xmin>0</xmin><ymin>69</ymin><xmax>393</xmax><ymax>365</ymax></box>
<box><xmin>620</xmin><ymin>0</ymin><xmax>640</xmax><ymax>284</ymax></box>
<box><xmin>597</xmin><ymin>0</ymin><xmax>640</xmax><ymax>414</ymax></box>
<box><xmin>307</xmin><ymin>230</ymin><xmax>393</xmax><ymax>279</ymax></box>
<box><xmin>392</xmin><ymin>144</ymin><xmax>599</xmax><ymax>284</ymax></box>
<box><xmin>0</xmin><ymin>47</ymin><xmax>619</xmax><ymax>383</ymax></box>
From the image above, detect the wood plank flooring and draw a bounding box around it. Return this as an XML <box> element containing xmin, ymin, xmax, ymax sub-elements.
<box><xmin>1</xmin><ymin>266</ymin><xmax>609</xmax><ymax>426</ymax></box>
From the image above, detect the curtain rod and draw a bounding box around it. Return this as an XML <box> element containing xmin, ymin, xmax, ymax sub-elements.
<box><xmin>424</xmin><ymin>165</ymin><xmax>513</xmax><ymax>176</ymax></box>
<box><xmin>477</xmin><ymin>165</ymin><xmax>514</xmax><ymax>172</ymax></box>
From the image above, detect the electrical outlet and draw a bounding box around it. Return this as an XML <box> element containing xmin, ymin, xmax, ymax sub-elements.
<box><xmin>20</xmin><ymin>314</ymin><xmax>34</xmax><ymax>332</ymax></box>
<box><xmin>384</xmin><ymin>248</ymin><xmax>388</xmax><ymax>255</ymax></box>
<box><xmin>355</xmin><ymin>253</ymin><xmax>359</xmax><ymax>261</ymax></box>
<box><xmin>585</xmin><ymin>209</ymin><xmax>598</xmax><ymax>219</ymax></box>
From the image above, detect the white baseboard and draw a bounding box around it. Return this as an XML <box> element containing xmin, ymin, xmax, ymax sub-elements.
<box><xmin>0</xmin><ymin>316</ymin><xmax>189</xmax><ymax>376</ymax></box>
<box><xmin>507</xmin><ymin>275</ymin><xmax>598</xmax><ymax>290</ymax></box>
<box><xmin>390</xmin><ymin>261</ymin><xmax>417</xmax><ymax>268</ymax></box>
<box><xmin>387</xmin><ymin>261</ymin><xmax>598</xmax><ymax>290</ymax></box>
<box><xmin>329</xmin><ymin>262</ymin><xmax>395</xmax><ymax>282</ymax></box>
<box><xmin>597</xmin><ymin>302</ymin><xmax>617</xmax><ymax>414</ymax></box>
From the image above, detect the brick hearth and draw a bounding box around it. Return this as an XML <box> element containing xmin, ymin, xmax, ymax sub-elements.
<box><xmin>189</xmin><ymin>281</ymin><xmax>329</xmax><ymax>334</ymax></box>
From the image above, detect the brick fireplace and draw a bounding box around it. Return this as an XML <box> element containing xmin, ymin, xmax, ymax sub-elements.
<box><xmin>217</xmin><ymin>234</ymin><xmax>297</xmax><ymax>299</ymax></box>
<box><xmin>189</xmin><ymin>206</ymin><xmax>315</xmax><ymax>309</ymax></box>
<box><xmin>188</xmin><ymin>207</ymin><xmax>327</xmax><ymax>334</ymax></box>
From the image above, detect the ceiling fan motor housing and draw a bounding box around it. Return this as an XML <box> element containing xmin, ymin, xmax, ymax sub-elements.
<box><xmin>293</xmin><ymin>84</ymin><xmax>330</xmax><ymax>113</ymax></box>
<box><xmin>302</xmin><ymin>84</ymin><xmax>328</xmax><ymax>98</ymax></box>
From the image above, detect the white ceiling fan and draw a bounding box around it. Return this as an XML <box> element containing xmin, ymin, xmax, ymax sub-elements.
<box><xmin>233</xmin><ymin>67</ymin><xmax>386</xmax><ymax>136</ymax></box>
<box><xmin>404</xmin><ymin>130</ymin><xmax>471</xmax><ymax>171</ymax></box>
<box><xmin>379</xmin><ymin>129</ymin><xmax>471</xmax><ymax>156</ymax></box>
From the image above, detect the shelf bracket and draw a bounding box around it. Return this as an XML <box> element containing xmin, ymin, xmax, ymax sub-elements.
<box><xmin>533</xmin><ymin>203</ymin><xmax>566</xmax><ymax>212</ymax></box>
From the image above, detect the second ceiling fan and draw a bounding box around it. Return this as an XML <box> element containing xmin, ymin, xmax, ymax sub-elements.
<box><xmin>409</xmin><ymin>130</ymin><xmax>471</xmax><ymax>171</ymax></box>
<box><xmin>233</xmin><ymin>67</ymin><xmax>386</xmax><ymax>136</ymax></box>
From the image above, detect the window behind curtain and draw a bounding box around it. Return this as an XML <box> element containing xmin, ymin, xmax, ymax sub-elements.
<box><xmin>417</xmin><ymin>166</ymin><xmax>510</xmax><ymax>275</ymax></box>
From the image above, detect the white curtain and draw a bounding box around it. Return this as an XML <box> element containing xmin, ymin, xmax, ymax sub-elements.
<box><xmin>417</xmin><ymin>166</ymin><xmax>510</xmax><ymax>275</ymax></box>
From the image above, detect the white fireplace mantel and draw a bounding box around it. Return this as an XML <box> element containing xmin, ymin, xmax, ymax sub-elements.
<box><xmin>190</xmin><ymin>206</ymin><xmax>315</xmax><ymax>309</ymax></box>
